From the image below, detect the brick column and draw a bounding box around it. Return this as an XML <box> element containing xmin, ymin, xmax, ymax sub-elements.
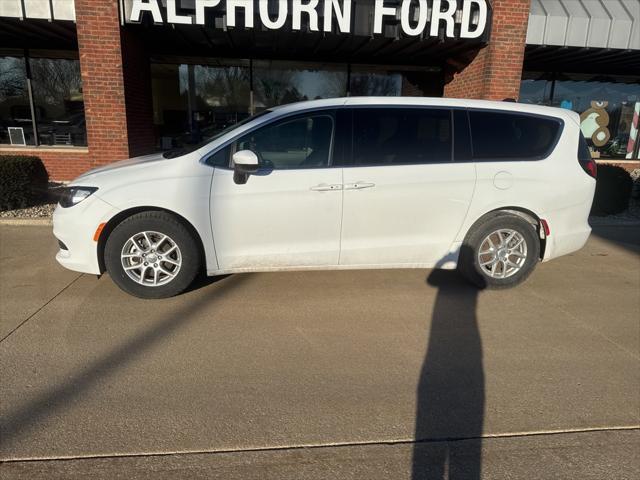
<box><xmin>121</xmin><ymin>29</ymin><xmax>156</xmax><ymax>157</ymax></box>
<box><xmin>75</xmin><ymin>0</ymin><xmax>155</xmax><ymax>167</ymax></box>
<box><xmin>444</xmin><ymin>0</ymin><xmax>531</xmax><ymax>100</ymax></box>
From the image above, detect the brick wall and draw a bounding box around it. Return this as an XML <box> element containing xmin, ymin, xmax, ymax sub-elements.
<box><xmin>0</xmin><ymin>1</ymin><xmax>156</xmax><ymax>181</ymax></box>
<box><xmin>444</xmin><ymin>0</ymin><xmax>531</xmax><ymax>100</ymax></box>
<box><xmin>0</xmin><ymin>148</ymin><xmax>92</xmax><ymax>181</ymax></box>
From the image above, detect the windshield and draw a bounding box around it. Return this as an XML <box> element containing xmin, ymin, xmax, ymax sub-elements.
<box><xmin>162</xmin><ymin>110</ymin><xmax>272</xmax><ymax>159</ymax></box>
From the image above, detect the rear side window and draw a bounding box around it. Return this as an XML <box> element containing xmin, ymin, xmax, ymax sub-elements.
<box><xmin>351</xmin><ymin>108</ymin><xmax>452</xmax><ymax>166</ymax></box>
<box><xmin>469</xmin><ymin>110</ymin><xmax>563</xmax><ymax>161</ymax></box>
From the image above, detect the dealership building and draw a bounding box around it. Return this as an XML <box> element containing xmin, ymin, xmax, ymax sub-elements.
<box><xmin>0</xmin><ymin>0</ymin><xmax>638</xmax><ymax>180</ymax></box>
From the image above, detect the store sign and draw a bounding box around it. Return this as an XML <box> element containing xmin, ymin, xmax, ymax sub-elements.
<box><xmin>125</xmin><ymin>0</ymin><xmax>489</xmax><ymax>39</ymax></box>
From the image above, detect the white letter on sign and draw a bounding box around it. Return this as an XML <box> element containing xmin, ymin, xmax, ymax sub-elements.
<box><xmin>130</xmin><ymin>0</ymin><xmax>163</xmax><ymax>24</ymax></box>
<box><xmin>323</xmin><ymin>0</ymin><xmax>352</xmax><ymax>33</ymax></box>
<box><xmin>460</xmin><ymin>0</ymin><xmax>487</xmax><ymax>38</ymax></box>
<box><xmin>167</xmin><ymin>0</ymin><xmax>192</xmax><ymax>24</ymax></box>
<box><xmin>430</xmin><ymin>0</ymin><xmax>457</xmax><ymax>37</ymax></box>
<box><xmin>373</xmin><ymin>0</ymin><xmax>397</xmax><ymax>34</ymax></box>
<box><xmin>227</xmin><ymin>0</ymin><xmax>254</xmax><ymax>28</ymax></box>
<box><xmin>292</xmin><ymin>0</ymin><xmax>319</xmax><ymax>32</ymax></box>
<box><xmin>195</xmin><ymin>0</ymin><xmax>221</xmax><ymax>25</ymax></box>
<box><xmin>260</xmin><ymin>0</ymin><xmax>288</xmax><ymax>30</ymax></box>
<box><xmin>400</xmin><ymin>0</ymin><xmax>427</xmax><ymax>37</ymax></box>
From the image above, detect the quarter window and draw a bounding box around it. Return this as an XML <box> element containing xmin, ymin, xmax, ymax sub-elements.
<box><xmin>469</xmin><ymin>111</ymin><xmax>562</xmax><ymax>160</ymax></box>
<box><xmin>351</xmin><ymin>108</ymin><xmax>452</xmax><ymax>166</ymax></box>
<box><xmin>235</xmin><ymin>114</ymin><xmax>334</xmax><ymax>169</ymax></box>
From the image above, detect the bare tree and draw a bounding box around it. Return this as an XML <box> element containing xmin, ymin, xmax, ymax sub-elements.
<box><xmin>0</xmin><ymin>58</ymin><xmax>27</xmax><ymax>101</ymax></box>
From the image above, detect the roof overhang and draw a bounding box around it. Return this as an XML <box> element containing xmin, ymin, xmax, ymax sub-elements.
<box><xmin>0</xmin><ymin>0</ymin><xmax>75</xmax><ymax>21</ymax></box>
<box><xmin>524</xmin><ymin>44</ymin><xmax>640</xmax><ymax>76</ymax></box>
<box><xmin>127</xmin><ymin>22</ymin><xmax>485</xmax><ymax>68</ymax></box>
<box><xmin>526</xmin><ymin>0</ymin><xmax>640</xmax><ymax>50</ymax></box>
<box><xmin>0</xmin><ymin>1</ymin><xmax>492</xmax><ymax>69</ymax></box>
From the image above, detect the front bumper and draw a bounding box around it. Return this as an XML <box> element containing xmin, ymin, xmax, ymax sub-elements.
<box><xmin>52</xmin><ymin>195</ymin><xmax>119</xmax><ymax>275</ymax></box>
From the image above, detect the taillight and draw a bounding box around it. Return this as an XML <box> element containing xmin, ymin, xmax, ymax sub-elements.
<box><xmin>580</xmin><ymin>158</ymin><xmax>597</xmax><ymax>179</ymax></box>
<box><xmin>577</xmin><ymin>134</ymin><xmax>597</xmax><ymax>179</ymax></box>
<box><xmin>540</xmin><ymin>219</ymin><xmax>551</xmax><ymax>236</ymax></box>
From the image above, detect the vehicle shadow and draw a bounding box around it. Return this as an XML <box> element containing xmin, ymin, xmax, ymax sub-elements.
<box><xmin>183</xmin><ymin>272</ymin><xmax>231</xmax><ymax>294</ymax></box>
<box><xmin>412</xmin><ymin>266</ymin><xmax>485</xmax><ymax>479</ymax></box>
<box><xmin>590</xmin><ymin>223</ymin><xmax>640</xmax><ymax>254</ymax></box>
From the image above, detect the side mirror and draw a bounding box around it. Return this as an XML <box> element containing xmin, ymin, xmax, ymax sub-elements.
<box><xmin>232</xmin><ymin>150</ymin><xmax>259</xmax><ymax>184</ymax></box>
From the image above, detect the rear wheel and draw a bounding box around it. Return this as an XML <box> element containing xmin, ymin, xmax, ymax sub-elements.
<box><xmin>104</xmin><ymin>211</ymin><xmax>201</xmax><ymax>298</ymax></box>
<box><xmin>458</xmin><ymin>213</ymin><xmax>540</xmax><ymax>289</ymax></box>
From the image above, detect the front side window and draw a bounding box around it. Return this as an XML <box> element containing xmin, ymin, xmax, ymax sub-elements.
<box><xmin>469</xmin><ymin>111</ymin><xmax>562</xmax><ymax>161</ymax></box>
<box><xmin>235</xmin><ymin>114</ymin><xmax>334</xmax><ymax>169</ymax></box>
<box><xmin>351</xmin><ymin>108</ymin><xmax>452</xmax><ymax>166</ymax></box>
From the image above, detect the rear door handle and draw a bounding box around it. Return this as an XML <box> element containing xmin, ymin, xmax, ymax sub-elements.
<box><xmin>310</xmin><ymin>183</ymin><xmax>342</xmax><ymax>192</ymax></box>
<box><xmin>344</xmin><ymin>182</ymin><xmax>375</xmax><ymax>190</ymax></box>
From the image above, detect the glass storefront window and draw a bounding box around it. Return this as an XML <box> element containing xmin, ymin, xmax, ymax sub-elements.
<box><xmin>30</xmin><ymin>57</ymin><xmax>87</xmax><ymax>147</ymax></box>
<box><xmin>151</xmin><ymin>59</ymin><xmax>435</xmax><ymax>149</ymax></box>
<box><xmin>151</xmin><ymin>61</ymin><xmax>250</xmax><ymax>148</ymax></box>
<box><xmin>0</xmin><ymin>56</ymin><xmax>35</xmax><ymax>146</ymax></box>
<box><xmin>0</xmin><ymin>52</ymin><xmax>87</xmax><ymax>148</ymax></box>
<box><xmin>191</xmin><ymin>63</ymin><xmax>251</xmax><ymax>140</ymax></box>
<box><xmin>519</xmin><ymin>73</ymin><xmax>640</xmax><ymax>159</ymax></box>
<box><xmin>252</xmin><ymin>61</ymin><xmax>347</xmax><ymax>111</ymax></box>
<box><xmin>518</xmin><ymin>72</ymin><xmax>553</xmax><ymax>106</ymax></box>
<box><xmin>349</xmin><ymin>67</ymin><xmax>402</xmax><ymax>96</ymax></box>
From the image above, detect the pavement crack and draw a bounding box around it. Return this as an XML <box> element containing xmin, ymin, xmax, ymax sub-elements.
<box><xmin>0</xmin><ymin>273</ymin><xmax>83</xmax><ymax>344</ymax></box>
<box><xmin>2</xmin><ymin>425</ymin><xmax>638</xmax><ymax>464</ymax></box>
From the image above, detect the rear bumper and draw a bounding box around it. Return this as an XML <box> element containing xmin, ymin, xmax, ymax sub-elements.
<box><xmin>543</xmin><ymin>225</ymin><xmax>591</xmax><ymax>262</ymax></box>
<box><xmin>541</xmin><ymin>199</ymin><xmax>593</xmax><ymax>262</ymax></box>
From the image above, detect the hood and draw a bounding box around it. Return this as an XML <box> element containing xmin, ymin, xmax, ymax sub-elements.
<box><xmin>73</xmin><ymin>152</ymin><xmax>170</xmax><ymax>182</ymax></box>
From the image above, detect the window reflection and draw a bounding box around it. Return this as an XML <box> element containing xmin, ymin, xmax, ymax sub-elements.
<box><xmin>518</xmin><ymin>72</ymin><xmax>553</xmax><ymax>106</ymax></box>
<box><xmin>152</xmin><ymin>61</ymin><xmax>251</xmax><ymax>148</ymax></box>
<box><xmin>0</xmin><ymin>56</ymin><xmax>35</xmax><ymax>145</ymax></box>
<box><xmin>252</xmin><ymin>61</ymin><xmax>347</xmax><ymax>110</ymax></box>
<box><xmin>350</xmin><ymin>68</ymin><xmax>402</xmax><ymax>96</ymax></box>
<box><xmin>30</xmin><ymin>57</ymin><xmax>86</xmax><ymax>146</ymax></box>
<box><xmin>519</xmin><ymin>72</ymin><xmax>640</xmax><ymax>159</ymax></box>
<box><xmin>0</xmin><ymin>53</ymin><xmax>87</xmax><ymax>148</ymax></box>
<box><xmin>151</xmin><ymin>59</ymin><xmax>435</xmax><ymax>149</ymax></box>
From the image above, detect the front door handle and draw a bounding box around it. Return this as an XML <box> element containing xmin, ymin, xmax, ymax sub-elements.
<box><xmin>310</xmin><ymin>183</ymin><xmax>342</xmax><ymax>192</ymax></box>
<box><xmin>344</xmin><ymin>182</ymin><xmax>375</xmax><ymax>190</ymax></box>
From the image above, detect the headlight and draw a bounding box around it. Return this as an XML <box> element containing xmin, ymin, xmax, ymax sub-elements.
<box><xmin>58</xmin><ymin>186</ymin><xmax>98</xmax><ymax>208</ymax></box>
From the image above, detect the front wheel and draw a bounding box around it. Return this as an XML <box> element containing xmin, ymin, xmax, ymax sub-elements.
<box><xmin>104</xmin><ymin>211</ymin><xmax>201</xmax><ymax>298</ymax></box>
<box><xmin>458</xmin><ymin>213</ymin><xmax>540</xmax><ymax>289</ymax></box>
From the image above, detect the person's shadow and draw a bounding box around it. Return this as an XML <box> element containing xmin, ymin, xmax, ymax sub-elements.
<box><xmin>411</xmin><ymin>265</ymin><xmax>485</xmax><ymax>479</ymax></box>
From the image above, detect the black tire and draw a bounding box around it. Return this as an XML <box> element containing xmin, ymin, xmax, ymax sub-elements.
<box><xmin>104</xmin><ymin>211</ymin><xmax>201</xmax><ymax>299</ymax></box>
<box><xmin>458</xmin><ymin>212</ymin><xmax>540</xmax><ymax>289</ymax></box>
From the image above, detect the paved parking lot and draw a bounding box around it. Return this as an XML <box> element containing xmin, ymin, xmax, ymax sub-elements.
<box><xmin>1</xmin><ymin>224</ymin><xmax>639</xmax><ymax>479</ymax></box>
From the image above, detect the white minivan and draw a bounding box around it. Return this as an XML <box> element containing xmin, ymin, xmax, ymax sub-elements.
<box><xmin>53</xmin><ymin>97</ymin><xmax>597</xmax><ymax>298</ymax></box>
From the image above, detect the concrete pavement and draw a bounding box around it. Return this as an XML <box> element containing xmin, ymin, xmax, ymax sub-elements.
<box><xmin>0</xmin><ymin>224</ymin><xmax>638</xmax><ymax>478</ymax></box>
<box><xmin>2</xmin><ymin>430</ymin><xmax>638</xmax><ymax>479</ymax></box>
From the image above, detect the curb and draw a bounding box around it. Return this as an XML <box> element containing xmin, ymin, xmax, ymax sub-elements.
<box><xmin>0</xmin><ymin>218</ymin><xmax>52</xmax><ymax>226</ymax></box>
